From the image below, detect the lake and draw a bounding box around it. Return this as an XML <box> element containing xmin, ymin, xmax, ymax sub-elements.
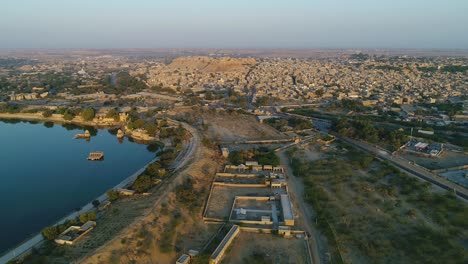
<box><xmin>0</xmin><ymin>119</ymin><xmax>156</xmax><ymax>254</ymax></box>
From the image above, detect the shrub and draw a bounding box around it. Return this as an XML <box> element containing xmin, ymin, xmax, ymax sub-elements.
<box><xmin>81</xmin><ymin>107</ymin><xmax>95</xmax><ymax>121</ymax></box>
<box><xmin>107</xmin><ymin>189</ymin><xmax>119</xmax><ymax>201</ymax></box>
<box><xmin>42</xmin><ymin>109</ymin><xmax>53</xmax><ymax>117</ymax></box>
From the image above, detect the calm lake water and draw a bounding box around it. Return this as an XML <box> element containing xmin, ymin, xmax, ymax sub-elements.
<box><xmin>0</xmin><ymin>119</ymin><xmax>156</xmax><ymax>253</ymax></box>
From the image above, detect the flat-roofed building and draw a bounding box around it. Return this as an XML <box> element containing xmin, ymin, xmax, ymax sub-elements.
<box><xmin>281</xmin><ymin>194</ymin><xmax>295</xmax><ymax>226</ymax></box>
<box><xmin>176</xmin><ymin>254</ymin><xmax>190</xmax><ymax>264</ymax></box>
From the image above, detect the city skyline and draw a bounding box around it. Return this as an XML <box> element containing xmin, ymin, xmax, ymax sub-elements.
<box><xmin>1</xmin><ymin>0</ymin><xmax>468</xmax><ymax>49</ymax></box>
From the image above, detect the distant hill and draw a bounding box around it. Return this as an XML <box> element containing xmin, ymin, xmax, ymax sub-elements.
<box><xmin>167</xmin><ymin>56</ymin><xmax>256</xmax><ymax>73</ymax></box>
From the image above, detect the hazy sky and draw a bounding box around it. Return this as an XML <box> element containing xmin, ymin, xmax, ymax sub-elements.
<box><xmin>1</xmin><ymin>0</ymin><xmax>467</xmax><ymax>49</ymax></box>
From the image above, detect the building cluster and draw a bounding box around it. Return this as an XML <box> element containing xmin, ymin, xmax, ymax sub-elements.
<box><xmin>144</xmin><ymin>56</ymin><xmax>255</xmax><ymax>91</ymax></box>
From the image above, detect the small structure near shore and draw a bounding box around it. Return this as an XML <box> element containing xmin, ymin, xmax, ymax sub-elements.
<box><xmin>74</xmin><ymin>130</ymin><xmax>91</xmax><ymax>139</ymax></box>
<box><xmin>54</xmin><ymin>221</ymin><xmax>96</xmax><ymax>245</ymax></box>
<box><xmin>87</xmin><ymin>151</ymin><xmax>104</xmax><ymax>161</ymax></box>
<box><xmin>116</xmin><ymin>129</ymin><xmax>124</xmax><ymax>139</ymax></box>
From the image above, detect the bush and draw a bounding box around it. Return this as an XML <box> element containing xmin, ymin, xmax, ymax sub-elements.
<box><xmin>42</xmin><ymin>109</ymin><xmax>53</xmax><ymax>117</ymax></box>
<box><xmin>107</xmin><ymin>189</ymin><xmax>120</xmax><ymax>201</ymax></box>
<box><xmin>81</xmin><ymin>108</ymin><xmax>95</xmax><ymax>121</ymax></box>
<box><xmin>105</xmin><ymin>108</ymin><xmax>120</xmax><ymax>121</ymax></box>
<box><xmin>92</xmin><ymin>200</ymin><xmax>100</xmax><ymax>208</ymax></box>
<box><xmin>41</xmin><ymin>226</ymin><xmax>60</xmax><ymax>240</ymax></box>
<box><xmin>63</xmin><ymin>112</ymin><xmax>74</xmax><ymax>120</ymax></box>
<box><xmin>79</xmin><ymin>212</ymin><xmax>96</xmax><ymax>224</ymax></box>
<box><xmin>132</xmin><ymin>175</ymin><xmax>152</xmax><ymax>193</ymax></box>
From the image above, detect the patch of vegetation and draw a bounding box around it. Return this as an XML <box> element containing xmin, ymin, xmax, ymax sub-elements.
<box><xmin>228</xmin><ymin>148</ymin><xmax>279</xmax><ymax>166</ymax></box>
<box><xmin>106</xmin><ymin>189</ymin><xmax>120</xmax><ymax>201</ymax></box>
<box><xmin>287</xmin><ymin>144</ymin><xmax>467</xmax><ymax>264</ymax></box>
<box><xmin>159</xmin><ymin>211</ymin><xmax>182</xmax><ymax>253</ymax></box>
<box><xmin>264</xmin><ymin>117</ymin><xmax>312</xmax><ymax>131</ymax></box>
<box><xmin>335</xmin><ymin>117</ymin><xmax>408</xmax><ymax>151</ymax></box>
<box><xmin>175</xmin><ymin>178</ymin><xmax>204</xmax><ymax>212</ymax></box>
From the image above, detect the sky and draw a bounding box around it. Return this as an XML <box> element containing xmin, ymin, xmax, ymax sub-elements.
<box><xmin>1</xmin><ymin>0</ymin><xmax>467</xmax><ymax>49</ymax></box>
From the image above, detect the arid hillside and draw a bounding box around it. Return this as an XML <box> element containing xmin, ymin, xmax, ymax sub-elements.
<box><xmin>167</xmin><ymin>56</ymin><xmax>256</xmax><ymax>73</ymax></box>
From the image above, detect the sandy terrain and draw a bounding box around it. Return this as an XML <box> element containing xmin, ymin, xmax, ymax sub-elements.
<box><xmin>221</xmin><ymin>232</ymin><xmax>308</xmax><ymax>264</ymax></box>
<box><xmin>202</xmin><ymin>111</ymin><xmax>285</xmax><ymax>142</ymax></box>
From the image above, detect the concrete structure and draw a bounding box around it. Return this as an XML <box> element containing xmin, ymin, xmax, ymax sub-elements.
<box><xmin>54</xmin><ymin>221</ymin><xmax>96</xmax><ymax>245</ymax></box>
<box><xmin>281</xmin><ymin>194</ymin><xmax>295</xmax><ymax>226</ymax></box>
<box><xmin>209</xmin><ymin>225</ymin><xmax>240</xmax><ymax>264</ymax></box>
<box><xmin>176</xmin><ymin>254</ymin><xmax>190</xmax><ymax>264</ymax></box>
<box><xmin>116</xmin><ymin>188</ymin><xmax>135</xmax><ymax>196</ymax></box>
<box><xmin>278</xmin><ymin>226</ymin><xmax>292</xmax><ymax>237</ymax></box>
<box><xmin>221</xmin><ymin>147</ymin><xmax>229</xmax><ymax>158</ymax></box>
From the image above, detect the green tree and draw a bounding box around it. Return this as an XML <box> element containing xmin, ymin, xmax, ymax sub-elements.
<box><xmin>105</xmin><ymin>108</ymin><xmax>120</xmax><ymax>121</ymax></box>
<box><xmin>144</xmin><ymin>123</ymin><xmax>158</xmax><ymax>136</ymax></box>
<box><xmin>81</xmin><ymin>108</ymin><xmax>95</xmax><ymax>121</ymax></box>
<box><xmin>107</xmin><ymin>189</ymin><xmax>119</xmax><ymax>201</ymax></box>
<box><xmin>41</xmin><ymin>226</ymin><xmax>59</xmax><ymax>240</ymax></box>
<box><xmin>79</xmin><ymin>212</ymin><xmax>96</xmax><ymax>224</ymax></box>
<box><xmin>132</xmin><ymin>175</ymin><xmax>152</xmax><ymax>193</ymax></box>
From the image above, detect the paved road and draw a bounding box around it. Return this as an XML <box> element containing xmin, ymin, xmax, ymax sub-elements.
<box><xmin>340</xmin><ymin>136</ymin><xmax>468</xmax><ymax>200</ymax></box>
<box><xmin>278</xmin><ymin>151</ymin><xmax>322</xmax><ymax>264</ymax></box>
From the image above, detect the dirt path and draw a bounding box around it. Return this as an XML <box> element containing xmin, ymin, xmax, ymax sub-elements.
<box><xmin>278</xmin><ymin>151</ymin><xmax>322</xmax><ymax>264</ymax></box>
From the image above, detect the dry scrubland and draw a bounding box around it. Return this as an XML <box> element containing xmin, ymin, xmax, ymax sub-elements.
<box><xmin>203</xmin><ymin>112</ymin><xmax>284</xmax><ymax>141</ymax></box>
<box><xmin>221</xmin><ymin>232</ymin><xmax>308</xmax><ymax>264</ymax></box>
<box><xmin>287</xmin><ymin>142</ymin><xmax>468</xmax><ymax>264</ymax></box>
<box><xmin>202</xmin><ymin>111</ymin><xmax>285</xmax><ymax>142</ymax></box>
<box><xmin>170</xmin><ymin>108</ymin><xmax>286</xmax><ymax>142</ymax></box>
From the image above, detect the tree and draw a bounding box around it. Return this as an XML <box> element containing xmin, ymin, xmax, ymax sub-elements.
<box><xmin>107</xmin><ymin>189</ymin><xmax>119</xmax><ymax>201</ymax></box>
<box><xmin>144</xmin><ymin>123</ymin><xmax>158</xmax><ymax>136</ymax></box>
<box><xmin>105</xmin><ymin>108</ymin><xmax>120</xmax><ymax>121</ymax></box>
<box><xmin>41</xmin><ymin>226</ymin><xmax>59</xmax><ymax>240</ymax></box>
<box><xmin>92</xmin><ymin>200</ymin><xmax>100</xmax><ymax>208</ymax></box>
<box><xmin>79</xmin><ymin>212</ymin><xmax>96</xmax><ymax>224</ymax></box>
<box><xmin>132</xmin><ymin>175</ymin><xmax>152</xmax><ymax>193</ymax></box>
<box><xmin>130</xmin><ymin>118</ymin><xmax>146</xmax><ymax>129</ymax></box>
<box><xmin>63</xmin><ymin>112</ymin><xmax>74</xmax><ymax>120</ymax></box>
<box><xmin>42</xmin><ymin>109</ymin><xmax>53</xmax><ymax>117</ymax></box>
<box><xmin>81</xmin><ymin>108</ymin><xmax>95</xmax><ymax>121</ymax></box>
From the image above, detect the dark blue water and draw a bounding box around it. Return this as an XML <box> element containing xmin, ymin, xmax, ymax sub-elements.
<box><xmin>0</xmin><ymin>120</ymin><xmax>155</xmax><ymax>253</ymax></box>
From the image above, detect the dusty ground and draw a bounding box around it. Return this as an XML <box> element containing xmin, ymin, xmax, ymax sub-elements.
<box><xmin>400</xmin><ymin>150</ymin><xmax>468</xmax><ymax>170</ymax></box>
<box><xmin>440</xmin><ymin>170</ymin><xmax>468</xmax><ymax>187</ymax></box>
<box><xmin>202</xmin><ymin>111</ymin><xmax>285</xmax><ymax>142</ymax></box>
<box><xmin>205</xmin><ymin>186</ymin><xmax>273</xmax><ymax>219</ymax></box>
<box><xmin>221</xmin><ymin>232</ymin><xmax>308</xmax><ymax>264</ymax></box>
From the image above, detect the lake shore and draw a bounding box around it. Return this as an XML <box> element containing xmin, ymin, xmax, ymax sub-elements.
<box><xmin>0</xmin><ymin>113</ymin><xmax>121</xmax><ymax>128</ymax></box>
<box><xmin>0</xmin><ymin>112</ymin><xmax>159</xmax><ymax>143</ymax></box>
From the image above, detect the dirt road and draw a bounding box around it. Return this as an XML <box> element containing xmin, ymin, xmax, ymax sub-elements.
<box><xmin>278</xmin><ymin>151</ymin><xmax>322</xmax><ymax>264</ymax></box>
